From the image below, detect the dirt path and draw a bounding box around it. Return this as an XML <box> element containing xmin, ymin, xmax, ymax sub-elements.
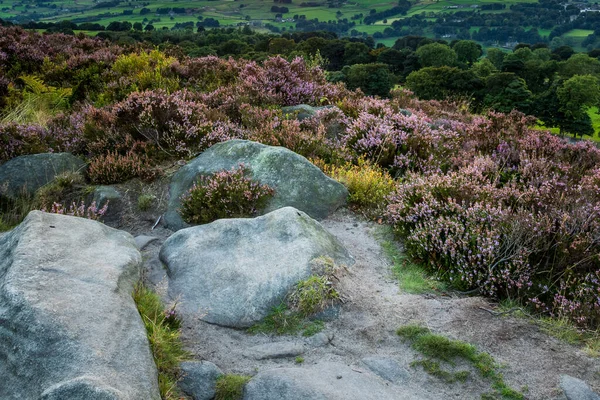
<box><xmin>140</xmin><ymin>208</ymin><xmax>600</xmax><ymax>399</ymax></box>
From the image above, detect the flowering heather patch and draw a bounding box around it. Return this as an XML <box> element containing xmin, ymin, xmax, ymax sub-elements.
<box><xmin>88</xmin><ymin>151</ymin><xmax>156</xmax><ymax>184</ymax></box>
<box><xmin>179</xmin><ymin>165</ymin><xmax>275</xmax><ymax>225</ymax></box>
<box><xmin>43</xmin><ymin>200</ymin><xmax>108</xmax><ymax>221</ymax></box>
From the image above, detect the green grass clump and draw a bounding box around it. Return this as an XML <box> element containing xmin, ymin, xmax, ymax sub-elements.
<box><xmin>138</xmin><ymin>194</ymin><xmax>156</xmax><ymax>211</ymax></box>
<box><xmin>215</xmin><ymin>374</ymin><xmax>251</xmax><ymax>400</ymax></box>
<box><xmin>397</xmin><ymin>324</ymin><xmax>523</xmax><ymax>399</ymax></box>
<box><xmin>289</xmin><ymin>275</ymin><xmax>339</xmax><ymax>317</ymax></box>
<box><xmin>133</xmin><ymin>283</ymin><xmax>187</xmax><ymax>400</ymax></box>
<box><xmin>378</xmin><ymin>227</ymin><xmax>446</xmax><ymax>294</ymax></box>
<box><xmin>248</xmin><ymin>304</ymin><xmax>324</xmax><ymax>337</ymax></box>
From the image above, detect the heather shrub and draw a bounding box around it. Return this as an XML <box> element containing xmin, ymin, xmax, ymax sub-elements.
<box><xmin>100</xmin><ymin>50</ymin><xmax>180</xmax><ymax>104</ymax></box>
<box><xmin>88</xmin><ymin>151</ymin><xmax>156</xmax><ymax>184</ymax></box>
<box><xmin>179</xmin><ymin>165</ymin><xmax>275</xmax><ymax>225</ymax></box>
<box><xmin>315</xmin><ymin>157</ymin><xmax>396</xmax><ymax>216</ymax></box>
<box><xmin>43</xmin><ymin>200</ymin><xmax>108</xmax><ymax>221</ymax></box>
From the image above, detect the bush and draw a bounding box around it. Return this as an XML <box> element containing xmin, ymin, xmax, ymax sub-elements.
<box><xmin>315</xmin><ymin>157</ymin><xmax>396</xmax><ymax>216</ymax></box>
<box><xmin>88</xmin><ymin>151</ymin><xmax>156</xmax><ymax>184</ymax></box>
<box><xmin>179</xmin><ymin>165</ymin><xmax>275</xmax><ymax>225</ymax></box>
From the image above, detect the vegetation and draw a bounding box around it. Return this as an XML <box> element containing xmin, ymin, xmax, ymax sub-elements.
<box><xmin>133</xmin><ymin>283</ymin><xmax>188</xmax><ymax>400</ymax></box>
<box><xmin>215</xmin><ymin>374</ymin><xmax>251</xmax><ymax>400</ymax></box>
<box><xmin>179</xmin><ymin>165</ymin><xmax>275</xmax><ymax>225</ymax></box>
<box><xmin>397</xmin><ymin>324</ymin><xmax>523</xmax><ymax>399</ymax></box>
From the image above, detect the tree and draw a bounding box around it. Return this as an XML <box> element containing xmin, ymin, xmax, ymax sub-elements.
<box><xmin>559</xmin><ymin>54</ymin><xmax>600</xmax><ymax>79</ymax></box>
<box><xmin>486</xmin><ymin>48</ymin><xmax>505</xmax><ymax>70</ymax></box>
<box><xmin>556</xmin><ymin>75</ymin><xmax>600</xmax><ymax>120</ymax></box>
<box><xmin>405</xmin><ymin>66</ymin><xmax>482</xmax><ymax>100</ymax></box>
<box><xmin>416</xmin><ymin>43</ymin><xmax>457</xmax><ymax>67</ymax></box>
<box><xmin>343</xmin><ymin>42</ymin><xmax>372</xmax><ymax>66</ymax></box>
<box><xmin>481</xmin><ymin>72</ymin><xmax>532</xmax><ymax>113</ymax></box>
<box><xmin>452</xmin><ymin>40</ymin><xmax>482</xmax><ymax>65</ymax></box>
<box><xmin>144</xmin><ymin>24</ymin><xmax>154</xmax><ymax>31</ymax></box>
<box><xmin>343</xmin><ymin>63</ymin><xmax>395</xmax><ymax>97</ymax></box>
<box><xmin>133</xmin><ymin>22</ymin><xmax>143</xmax><ymax>31</ymax></box>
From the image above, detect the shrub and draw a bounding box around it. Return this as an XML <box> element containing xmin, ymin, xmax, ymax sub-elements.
<box><xmin>315</xmin><ymin>157</ymin><xmax>396</xmax><ymax>216</ymax></box>
<box><xmin>289</xmin><ymin>275</ymin><xmax>340</xmax><ymax>317</ymax></box>
<box><xmin>43</xmin><ymin>200</ymin><xmax>108</xmax><ymax>221</ymax></box>
<box><xmin>138</xmin><ymin>194</ymin><xmax>155</xmax><ymax>211</ymax></box>
<box><xmin>88</xmin><ymin>151</ymin><xmax>156</xmax><ymax>184</ymax></box>
<box><xmin>179</xmin><ymin>165</ymin><xmax>274</xmax><ymax>225</ymax></box>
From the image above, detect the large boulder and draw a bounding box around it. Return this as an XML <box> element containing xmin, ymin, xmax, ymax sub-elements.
<box><xmin>164</xmin><ymin>140</ymin><xmax>348</xmax><ymax>231</ymax></box>
<box><xmin>159</xmin><ymin>207</ymin><xmax>353</xmax><ymax>328</ymax></box>
<box><xmin>0</xmin><ymin>211</ymin><xmax>160</xmax><ymax>400</ymax></box>
<box><xmin>243</xmin><ymin>362</ymin><xmax>427</xmax><ymax>400</ymax></box>
<box><xmin>0</xmin><ymin>153</ymin><xmax>86</xmax><ymax>200</ymax></box>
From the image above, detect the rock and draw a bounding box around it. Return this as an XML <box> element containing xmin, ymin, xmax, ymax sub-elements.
<box><xmin>0</xmin><ymin>152</ymin><xmax>86</xmax><ymax>200</ymax></box>
<box><xmin>243</xmin><ymin>362</ymin><xmax>424</xmax><ymax>400</ymax></box>
<box><xmin>178</xmin><ymin>361</ymin><xmax>222</xmax><ymax>400</ymax></box>
<box><xmin>160</xmin><ymin>207</ymin><xmax>353</xmax><ymax>328</ymax></box>
<box><xmin>134</xmin><ymin>235</ymin><xmax>159</xmax><ymax>250</ymax></box>
<box><xmin>361</xmin><ymin>357</ymin><xmax>410</xmax><ymax>384</ymax></box>
<box><xmin>164</xmin><ymin>140</ymin><xmax>348</xmax><ymax>231</ymax></box>
<box><xmin>0</xmin><ymin>211</ymin><xmax>159</xmax><ymax>400</ymax></box>
<box><xmin>560</xmin><ymin>375</ymin><xmax>600</xmax><ymax>400</ymax></box>
<box><xmin>244</xmin><ymin>342</ymin><xmax>305</xmax><ymax>360</ymax></box>
<box><xmin>92</xmin><ymin>186</ymin><xmax>123</xmax><ymax>225</ymax></box>
<box><xmin>305</xmin><ymin>332</ymin><xmax>333</xmax><ymax>348</ymax></box>
<box><xmin>282</xmin><ymin>104</ymin><xmax>332</xmax><ymax>121</ymax></box>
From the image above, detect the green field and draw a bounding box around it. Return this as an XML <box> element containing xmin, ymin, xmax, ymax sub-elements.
<box><xmin>0</xmin><ymin>0</ymin><xmax>591</xmax><ymax>45</ymax></box>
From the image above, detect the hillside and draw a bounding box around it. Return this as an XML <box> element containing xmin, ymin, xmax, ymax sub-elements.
<box><xmin>1</xmin><ymin>27</ymin><xmax>600</xmax><ymax>400</ymax></box>
<box><xmin>2</xmin><ymin>0</ymin><xmax>600</xmax><ymax>49</ymax></box>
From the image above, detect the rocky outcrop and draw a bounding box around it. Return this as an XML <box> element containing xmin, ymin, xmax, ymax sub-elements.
<box><xmin>159</xmin><ymin>207</ymin><xmax>353</xmax><ymax>328</ymax></box>
<box><xmin>560</xmin><ymin>375</ymin><xmax>600</xmax><ymax>400</ymax></box>
<box><xmin>164</xmin><ymin>140</ymin><xmax>348</xmax><ymax>231</ymax></box>
<box><xmin>0</xmin><ymin>153</ymin><xmax>86</xmax><ymax>200</ymax></box>
<box><xmin>0</xmin><ymin>211</ymin><xmax>160</xmax><ymax>400</ymax></box>
<box><xmin>243</xmin><ymin>362</ymin><xmax>427</xmax><ymax>400</ymax></box>
<box><xmin>178</xmin><ymin>361</ymin><xmax>223</xmax><ymax>400</ymax></box>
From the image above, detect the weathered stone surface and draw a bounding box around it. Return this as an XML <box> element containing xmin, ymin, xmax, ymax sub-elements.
<box><xmin>178</xmin><ymin>361</ymin><xmax>222</xmax><ymax>400</ymax></box>
<box><xmin>282</xmin><ymin>104</ymin><xmax>332</xmax><ymax>121</ymax></box>
<box><xmin>244</xmin><ymin>342</ymin><xmax>305</xmax><ymax>360</ymax></box>
<box><xmin>92</xmin><ymin>186</ymin><xmax>123</xmax><ymax>225</ymax></box>
<box><xmin>164</xmin><ymin>140</ymin><xmax>348</xmax><ymax>231</ymax></box>
<box><xmin>0</xmin><ymin>211</ymin><xmax>159</xmax><ymax>400</ymax></box>
<box><xmin>134</xmin><ymin>235</ymin><xmax>159</xmax><ymax>250</ymax></box>
<box><xmin>560</xmin><ymin>375</ymin><xmax>600</xmax><ymax>400</ymax></box>
<box><xmin>0</xmin><ymin>153</ymin><xmax>86</xmax><ymax>200</ymax></box>
<box><xmin>160</xmin><ymin>207</ymin><xmax>353</xmax><ymax>327</ymax></box>
<box><xmin>305</xmin><ymin>332</ymin><xmax>334</xmax><ymax>348</ymax></box>
<box><xmin>243</xmin><ymin>362</ymin><xmax>425</xmax><ymax>400</ymax></box>
<box><xmin>361</xmin><ymin>357</ymin><xmax>410</xmax><ymax>383</ymax></box>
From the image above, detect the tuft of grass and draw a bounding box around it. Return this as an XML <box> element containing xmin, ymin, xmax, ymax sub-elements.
<box><xmin>289</xmin><ymin>275</ymin><xmax>339</xmax><ymax>317</ymax></box>
<box><xmin>248</xmin><ymin>304</ymin><xmax>324</xmax><ymax>337</ymax></box>
<box><xmin>397</xmin><ymin>324</ymin><xmax>522</xmax><ymax>399</ymax></box>
<box><xmin>295</xmin><ymin>356</ymin><xmax>305</xmax><ymax>364</ymax></box>
<box><xmin>215</xmin><ymin>374</ymin><xmax>251</xmax><ymax>400</ymax></box>
<box><xmin>138</xmin><ymin>194</ymin><xmax>156</xmax><ymax>211</ymax></box>
<box><xmin>377</xmin><ymin>227</ymin><xmax>446</xmax><ymax>294</ymax></box>
<box><xmin>133</xmin><ymin>283</ymin><xmax>188</xmax><ymax>400</ymax></box>
<box><xmin>0</xmin><ymin>191</ymin><xmax>39</xmax><ymax>232</ymax></box>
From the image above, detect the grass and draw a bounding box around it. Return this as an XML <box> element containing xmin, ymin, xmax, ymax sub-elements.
<box><xmin>138</xmin><ymin>194</ymin><xmax>156</xmax><ymax>211</ymax></box>
<box><xmin>215</xmin><ymin>374</ymin><xmax>251</xmax><ymax>400</ymax></box>
<box><xmin>133</xmin><ymin>283</ymin><xmax>188</xmax><ymax>400</ymax></box>
<box><xmin>376</xmin><ymin>226</ymin><xmax>447</xmax><ymax>294</ymax></box>
<box><xmin>295</xmin><ymin>356</ymin><xmax>305</xmax><ymax>364</ymax></box>
<box><xmin>247</xmin><ymin>303</ymin><xmax>325</xmax><ymax>337</ymax></box>
<box><xmin>397</xmin><ymin>324</ymin><xmax>523</xmax><ymax>399</ymax></box>
<box><xmin>496</xmin><ymin>298</ymin><xmax>600</xmax><ymax>356</ymax></box>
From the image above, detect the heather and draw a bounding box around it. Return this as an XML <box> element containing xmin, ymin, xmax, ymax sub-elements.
<box><xmin>1</xmin><ymin>27</ymin><xmax>600</xmax><ymax>329</ymax></box>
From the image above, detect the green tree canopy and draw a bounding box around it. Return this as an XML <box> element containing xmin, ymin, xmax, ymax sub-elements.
<box><xmin>416</xmin><ymin>43</ymin><xmax>457</xmax><ymax>68</ymax></box>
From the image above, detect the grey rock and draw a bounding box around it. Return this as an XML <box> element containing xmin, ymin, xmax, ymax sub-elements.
<box><xmin>134</xmin><ymin>235</ymin><xmax>159</xmax><ymax>250</ymax></box>
<box><xmin>93</xmin><ymin>185</ymin><xmax>122</xmax><ymax>207</ymax></box>
<box><xmin>160</xmin><ymin>207</ymin><xmax>353</xmax><ymax>328</ymax></box>
<box><xmin>560</xmin><ymin>375</ymin><xmax>600</xmax><ymax>400</ymax></box>
<box><xmin>243</xmin><ymin>362</ymin><xmax>423</xmax><ymax>400</ymax></box>
<box><xmin>361</xmin><ymin>357</ymin><xmax>410</xmax><ymax>384</ymax></box>
<box><xmin>305</xmin><ymin>332</ymin><xmax>333</xmax><ymax>347</ymax></box>
<box><xmin>178</xmin><ymin>361</ymin><xmax>222</xmax><ymax>400</ymax></box>
<box><xmin>92</xmin><ymin>186</ymin><xmax>123</xmax><ymax>225</ymax></box>
<box><xmin>281</xmin><ymin>104</ymin><xmax>330</xmax><ymax>121</ymax></box>
<box><xmin>164</xmin><ymin>140</ymin><xmax>348</xmax><ymax>231</ymax></box>
<box><xmin>245</xmin><ymin>342</ymin><xmax>305</xmax><ymax>360</ymax></box>
<box><xmin>0</xmin><ymin>211</ymin><xmax>159</xmax><ymax>400</ymax></box>
<box><xmin>0</xmin><ymin>152</ymin><xmax>86</xmax><ymax>200</ymax></box>
<box><xmin>312</xmin><ymin>304</ymin><xmax>341</xmax><ymax>322</ymax></box>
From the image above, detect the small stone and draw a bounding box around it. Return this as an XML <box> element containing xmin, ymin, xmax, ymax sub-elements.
<box><xmin>305</xmin><ymin>332</ymin><xmax>333</xmax><ymax>347</ymax></box>
<box><xmin>178</xmin><ymin>361</ymin><xmax>223</xmax><ymax>400</ymax></box>
<box><xmin>560</xmin><ymin>375</ymin><xmax>600</xmax><ymax>400</ymax></box>
<box><xmin>361</xmin><ymin>357</ymin><xmax>410</xmax><ymax>384</ymax></box>
<box><xmin>134</xmin><ymin>235</ymin><xmax>159</xmax><ymax>250</ymax></box>
<box><xmin>244</xmin><ymin>342</ymin><xmax>305</xmax><ymax>360</ymax></box>
<box><xmin>336</xmin><ymin>375</ymin><xmax>342</xmax><ymax>379</ymax></box>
